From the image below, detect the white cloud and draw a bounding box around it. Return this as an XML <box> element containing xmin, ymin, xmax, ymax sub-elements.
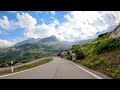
<box><xmin>0</xmin><ymin>39</ymin><xmax>13</xmax><ymax>47</ymax></box>
<box><xmin>36</xmin><ymin>11</ymin><xmax>42</xmax><ymax>13</ymax></box>
<box><xmin>53</xmin><ymin>18</ymin><xmax>59</xmax><ymax>25</ymax></box>
<box><xmin>0</xmin><ymin>16</ymin><xmax>10</xmax><ymax>29</ymax></box>
<box><xmin>0</xmin><ymin>16</ymin><xmax>18</xmax><ymax>30</ymax></box>
<box><xmin>14</xmin><ymin>11</ymin><xmax>120</xmax><ymax>42</ymax></box>
<box><xmin>7</xmin><ymin>11</ymin><xmax>18</xmax><ymax>13</ymax></box>
<box><xmin>41</xmin><ymin>18</ymin><xmax>45</xmax><ymax>23</ymax></box>
<box><xmin>17</xmin><ymin>13</ymin><xmax>37</xmax><ymax>30</ymax></box>
<box><xmin>55</xmin><ymin>11</ymin><xmax>120</xmax><ymax>42</ymax></box>
<box><xmin>64</xmin><ymin>14</ymin><xmax>72</xmax><ymax>21</ymax></box>
<box><xmin>50</xmin><ymin>17</ymin><xmax>59</xmax><ymax>25</ymax></box>
<box><xmin>1</xmin><ymin>11</ymin><xmax>120</xmax><ymax>44</ymax></box>
<box><xmin>24</xmin><ymin>23</ymin><xmax>58</xmax><ymax>39</ymax></box>
<box><xmin>16</xmin><ymin>12</ymin><xmax>59</xmax><ymax>39</ymax></box>
<box><xmin>50</xmin><ymin>11</ymin><xmax>56</xmax><ymax>15</ymax></box>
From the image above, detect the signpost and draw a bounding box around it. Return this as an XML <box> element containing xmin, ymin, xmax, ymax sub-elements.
<box><xmin>11</xmin><ymin>61</ymin><xmax>14</xmax><ymax>72</ymax></box>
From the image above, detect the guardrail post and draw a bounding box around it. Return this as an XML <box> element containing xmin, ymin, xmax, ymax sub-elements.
<box><xmin>11</xmin><ymin>61</ymin><xmax>14</xmax><ymax>72</ymax></box>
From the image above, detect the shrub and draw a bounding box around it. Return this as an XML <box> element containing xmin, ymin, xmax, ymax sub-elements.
<box><xmin>74</xmin><ymin>49</ymin><xmax>85</xmax><ymax>60</ymax></box>
<box><xmin>94</xmin><ymin>38</ymin><xmax>120</xmax><ymax>54</ymax></box>
<box><xmin>85</xmin><ymin>55</ymin><xmax>104</xmax><ymax>69</ymax></box>
<box><xmin>58</xmin><ymin>52</ymin><xmax>61</xmax><ymax>56</ymax></box>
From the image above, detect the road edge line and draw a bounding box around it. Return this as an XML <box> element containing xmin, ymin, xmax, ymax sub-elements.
<box><xmin>69</xmin><ymin>61</ymin><xmax>103</xmax><ymax>79</ymax></box>
<box><xmin>0</xmin><ymin>58</ymin><xmax>53</xmax><ymax>78</ymax></box>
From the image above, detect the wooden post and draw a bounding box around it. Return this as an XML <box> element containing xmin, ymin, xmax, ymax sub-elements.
<box><xmin>11</xmin><ymin>61</ymin><xmax>13</xmax><ymax>72</ymax></box>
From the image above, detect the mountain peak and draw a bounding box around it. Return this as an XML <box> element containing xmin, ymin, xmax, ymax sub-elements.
<box><xmin>40</xmin><ymin>35</ymin><xmax>59</xmax><ymax>43</ymax></box>
<box><xmin>50</xmin><ymin>35</ymin><xmax>56</xmax><ymax>38</ymax></box>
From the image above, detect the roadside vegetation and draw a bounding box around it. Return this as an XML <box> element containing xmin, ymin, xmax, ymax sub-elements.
<box><xmin>0</xmin><ymin>48</ymin><xmax>48</xmax><ymax>67</ymax></box>
<box><xmin>60</xmin><ymin>29</ymin><xmax>120</xmax><ymax>79</ymax></box>
<box><xmin>72</xmin><ymin>37</ymin><xmax>120</xmax><ymax>79</ymax></box>
<box><xmin>0</xmin><ymin>58</ymin><xmax>53</xmax><ymax>75</ymax></box>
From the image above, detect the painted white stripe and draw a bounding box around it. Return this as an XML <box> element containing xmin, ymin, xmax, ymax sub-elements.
<box><xmin>69</xmin><ymin>61</ymin><xmax>103</xmax><ymax>79</ymax></box>
<box><xmin>0</xmin><ymin>58</ymin><xmax>102</xmax><ymax>79</ymax></box>
<box><xmin>0</xmin><ymin>59</ymin><xmax>52</xmax><ymax>78</ymax></box>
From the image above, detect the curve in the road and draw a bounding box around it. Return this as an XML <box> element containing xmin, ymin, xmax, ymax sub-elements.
<box><xmin>0</xmin><ymin>57</ymin><xmax>111</xmax><ymax>79</ymax></box>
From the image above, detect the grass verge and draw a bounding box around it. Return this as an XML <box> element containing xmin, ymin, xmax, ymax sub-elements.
<box><xmin>0</xmin><ymin>58</ymin><xmax>53</xmax><ymax>76</ymax></box>
<box><xmin>71</xmin><ymin>37</ymin><xmax>120</xmax><ymax>79</ymax></box>
<box><xmin>73</xmin><ymin>53</ymin><xmax>120</xmax><ymax>79</ymax></box>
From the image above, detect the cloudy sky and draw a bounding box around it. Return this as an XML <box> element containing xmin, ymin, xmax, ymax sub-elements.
<box><xmin>0</xmin><ymin>11</ymin><xmax>120</xmax><ymax>47</ymax></box>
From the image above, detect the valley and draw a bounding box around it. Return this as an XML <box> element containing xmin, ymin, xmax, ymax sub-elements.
<box><xmin>0</xmin><ymin>11</ymin><xmax>120</xmax><ymax>79</ymax></box>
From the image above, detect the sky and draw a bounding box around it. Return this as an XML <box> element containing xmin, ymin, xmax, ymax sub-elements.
<box><xmin>0</xmin><ymin>11</ymin><xmax>120</xmax><ymax>47</ymax></box>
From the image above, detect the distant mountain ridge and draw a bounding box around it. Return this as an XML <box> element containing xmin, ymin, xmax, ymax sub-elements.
<box><xmin>16</xmin><ymin>35</ymin><xmax>95</xmax><ymax>47</ymax></box>
<box><xmin>1</xmin><ymin>25</ymin><xmax>119</xmax><ymax>65</ymax></box>
<box><xmin>15</xmin><ymin>38</ymin><xmax>42</xmax><ymax>46</ymax></box>
<box><xmin>15</xmin><ymin>35</ymin><xmax>59</xmax><ymax>46</ymax></box>
<box><xmin>40</xmin><ymin>35</ymin><xmax>59</xmax><ymax>43</ymax></box>
<box><xmin>96</xmin><ymin>26</ymin><xmax>117</xmax><ymax>36</ymax></box>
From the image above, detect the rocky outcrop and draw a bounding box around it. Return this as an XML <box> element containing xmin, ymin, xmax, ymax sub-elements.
<box><xmin>110</xmin><ymin>25</ymin><xmax>120</xmax><ymax>38</ymax></box>
<box><xmin>60</xmin><ymin>50</ymin><xmax>76</xmax><ymax>60</ymax></box>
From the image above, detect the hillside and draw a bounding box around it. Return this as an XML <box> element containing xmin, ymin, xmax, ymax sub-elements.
<box><xmin>110</xmin><ymin>24</ymin><xmax>120</xmax><ymax>38</ymax></box>
<box><xmin>15</xmin><ymin>38</ymin><xmax>42</xmax><ymax>45</ymax></box>
<box><xmin>62</xmin><ymin>24</ymin><xmax>120</xmax><ymax>79</ymax></box>
<box><xmin>0</xmin><ymin>35</ymin><xmax>71</xmax><ymax>67</ymax></box>
<box><xmin>1</xmin><ymin>34</ymin><xmax>94</xmax><ymax>67</ymax></box>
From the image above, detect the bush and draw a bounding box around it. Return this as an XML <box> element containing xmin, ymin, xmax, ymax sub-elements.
<box><xmin>21</xmin><ymin>60</ymin><xmax>30</xmax><ymax>63</ymax></box>
<box><xmin>58</xmin><ymin>52</ymin><xmax>61</xmax><ymax>56</ymax></box>
<box><xmin>74</xmin><ymin>49</ymin><xmax>85</xmax><ymax>60</ymax></box>
<box><xmin>85</xmin><ymin>55</ymin><xmax>104</xmax><ymax>69</ymax></box>
<box><xmin>94</xmin><ymin>38</ymin><xmax>120</xmax><ymax>54</ymax></box>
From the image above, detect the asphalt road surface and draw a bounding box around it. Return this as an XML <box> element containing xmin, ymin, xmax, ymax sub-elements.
<box><xmin>0</xmin><ymin>57</ymin><xmax>111</xmax><ymax>79</ymax></box>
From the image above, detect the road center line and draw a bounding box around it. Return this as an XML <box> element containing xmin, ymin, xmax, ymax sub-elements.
<box><xmin>53</xmin><ymin>62</ymin><xmax>61</xmax><ymax>79</ymax></box>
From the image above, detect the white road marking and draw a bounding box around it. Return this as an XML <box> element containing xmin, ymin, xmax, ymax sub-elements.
<box><xmin>69</xmin><ymin>61</ymin><xmax>103</xmax><ymax>79</ymax></box>
<box><xmin>0</xmin><ymin>59</ymin><xmax>52</xmax><ymax>78</ymax></box>
<box><xmin>0</xmin><ymin>57</ymin><xmax>103</xmax><ymax>79</ymax></box>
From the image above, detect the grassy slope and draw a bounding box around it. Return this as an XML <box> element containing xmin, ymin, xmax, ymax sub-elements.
<box><xmin>0</xmin><ymin>47</ymin><xmax>48</xmax><ymax>64</ymax></box>
<box><xmin>0</xmin><ymin>58</ymin><xmax>53</xmax><ymax>75</ymax></box>
<box><xmin>72</xmin><ymin>32</ymin><xmax>120</xmax><ymax>79</ymax></box>
<box><xmin>0</xmin><ymin>41</ymin><xmax>70</xmax><ymax>65</ymax></box>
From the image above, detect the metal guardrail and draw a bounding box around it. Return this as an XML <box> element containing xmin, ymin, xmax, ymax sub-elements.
<box><xmin>0</xmin><ymin>57</ymin><xmax>52</xmax><ymax>71</ymax></box>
